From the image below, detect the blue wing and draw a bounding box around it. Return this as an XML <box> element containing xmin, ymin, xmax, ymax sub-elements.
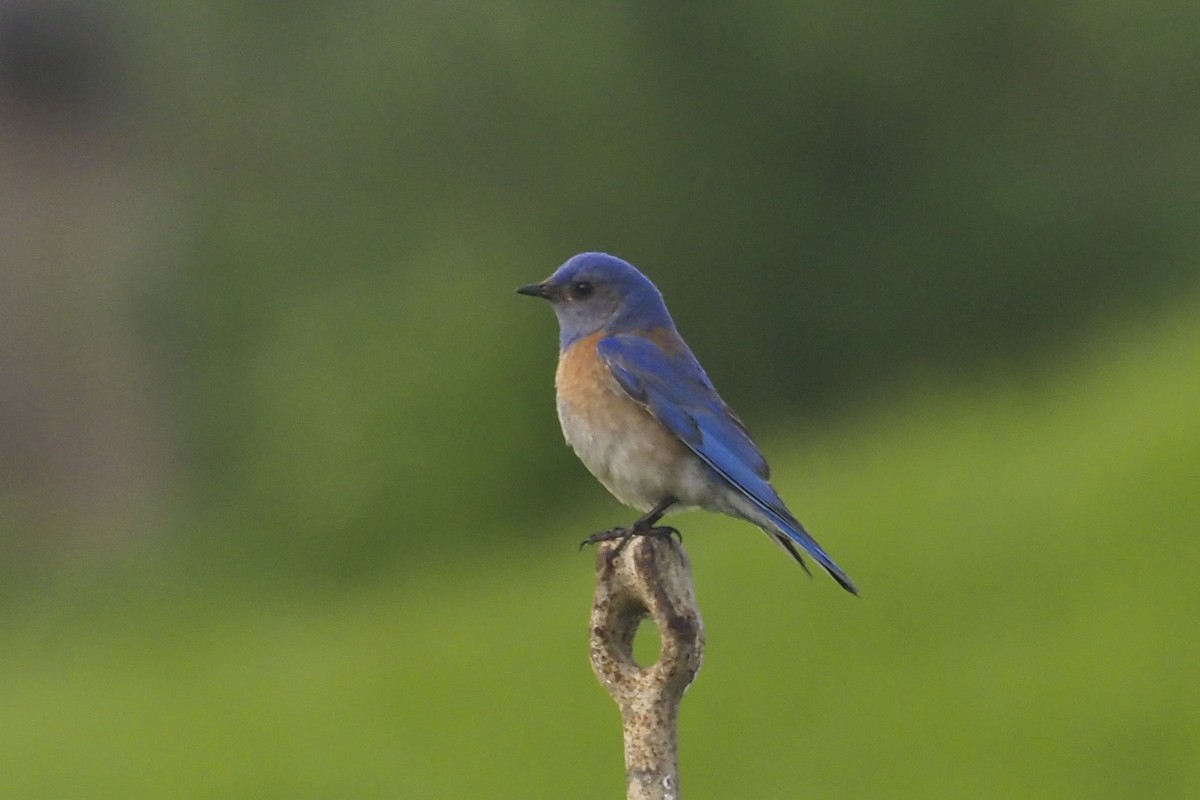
<box><xmin>597</xmin><ymin>333</ymin><xmax>856</xmax><ymax>594</ymax></box>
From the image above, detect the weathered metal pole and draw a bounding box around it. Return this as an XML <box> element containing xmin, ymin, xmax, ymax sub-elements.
<box><xmin>588</xmin><ymin>536</ymin><xmax>705</xmax><ymax>800</ymax></box>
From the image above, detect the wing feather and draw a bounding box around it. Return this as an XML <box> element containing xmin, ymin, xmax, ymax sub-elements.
<box><xmin>597</xmin><ymin>332</ymin><xmax>857</xmax><ymax>594</ymax></box>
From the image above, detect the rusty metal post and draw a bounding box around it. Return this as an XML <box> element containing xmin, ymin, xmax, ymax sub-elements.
<box><xmin>589</xmin><ymin>536</ymin><xmax>705</xmax><ymax>800</ymax></box>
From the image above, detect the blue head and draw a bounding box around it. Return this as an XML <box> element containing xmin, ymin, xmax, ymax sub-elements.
<box><xmin>517</xmin><ymin>253</ymin><xmax>675</xmax><ymax>348</ymax></box>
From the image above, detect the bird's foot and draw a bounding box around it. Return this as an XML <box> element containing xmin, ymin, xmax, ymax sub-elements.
<box><xmin>579</xmin><ymin>523</ymin><xmax>682</xmax><ymax>557</ymax></box>
<box><xmin>644</xmin><ymin>525</ymin><xmax>682</xmax><ymax>544</ymax></box>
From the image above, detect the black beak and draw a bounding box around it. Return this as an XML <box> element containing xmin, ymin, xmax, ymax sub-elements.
<box><xmin>516</xmin><ymin>282</ymin><xmax>551</xmax><ymax>299</ymax></box>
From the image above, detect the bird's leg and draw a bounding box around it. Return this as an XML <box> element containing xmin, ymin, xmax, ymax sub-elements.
<box><xmin>580</xmin><ymin>497</ymin><xmax>681</xmax><ymax>555</ymax></box>
<box><xmin>629</xmin><ymin>497</ymin><xmax>682</xmax><ymax>541</ymax></box>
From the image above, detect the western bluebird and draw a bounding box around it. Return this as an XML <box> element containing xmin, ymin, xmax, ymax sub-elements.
<box><xmin>518</xmin><ymin>252</ymin><xmax>857</xmax><ymax>594</ymax></box>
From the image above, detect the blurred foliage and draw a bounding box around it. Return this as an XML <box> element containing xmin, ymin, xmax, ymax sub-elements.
<box><xmin>1</xmin><ymin>293</ymin><xmax>1196</xmax><ymax>798</ymax></box>
<box><xmin>115</xmin><ymin>1</ymin><xmax>1200</xmax><ymax>580</ymax></box>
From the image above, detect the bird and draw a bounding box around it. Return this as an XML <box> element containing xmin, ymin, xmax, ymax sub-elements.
<box><xmin>517</xmin><ymin>252</ymin><xmax>857</xmax><ymax>594</ymax></box>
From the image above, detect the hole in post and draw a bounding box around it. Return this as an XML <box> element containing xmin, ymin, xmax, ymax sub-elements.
<box><xmin>632</xmin><ymin>616</ymin><xmax>662</xmax><ymax>667</ymax></box>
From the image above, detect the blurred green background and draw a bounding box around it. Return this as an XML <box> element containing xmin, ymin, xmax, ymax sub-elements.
<box><xmin>1</xmin><ymin>2</ymin><xmax>1197</xmax><ymax>797</ymax></box>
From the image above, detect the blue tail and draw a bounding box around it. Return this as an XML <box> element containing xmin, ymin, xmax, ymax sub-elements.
<box><xmin>763</xmin><ymin>508</ymin><xmax>858</xmax><ymax>595</ymax></box>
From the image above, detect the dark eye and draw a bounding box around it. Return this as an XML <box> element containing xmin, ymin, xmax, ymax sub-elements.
<box><xmin>570</xmin><ymin>280</ymin><xmax>594</xmax><ymax>299</ymax></box>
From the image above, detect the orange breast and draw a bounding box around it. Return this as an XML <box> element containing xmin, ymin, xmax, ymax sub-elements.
<box><xmin>554</xmin><ymin>332</ymin><xmax>693</xmax><ymax>510</ymax></box>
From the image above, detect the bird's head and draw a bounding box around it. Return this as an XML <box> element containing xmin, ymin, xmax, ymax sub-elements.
<box><xmin>517</xmin><ymin>252</ymin><xmax>674</xmax><ymax>348</ymax></box>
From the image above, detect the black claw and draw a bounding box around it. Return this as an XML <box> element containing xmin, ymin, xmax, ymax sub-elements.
<box><xmin>649</xmin><ymin>526</ymin><xmax>682</xmax><ymax>543</ymax></box>
<box><xmin>579</xmin><ymin>527</ymin><xmax>627</xmax><ymax>549</ymax></box>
